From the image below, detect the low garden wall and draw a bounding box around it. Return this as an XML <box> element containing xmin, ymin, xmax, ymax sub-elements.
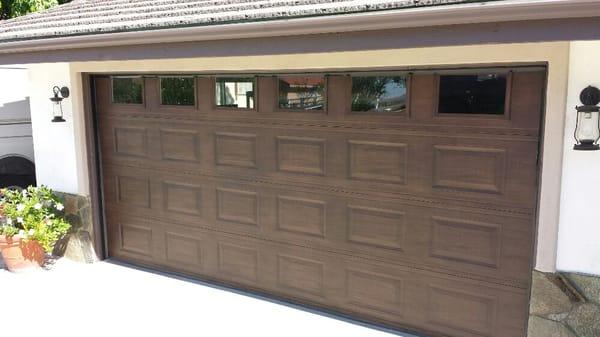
<box><xmin>54</xmin><ymin>192</ymin><xmax>97</xmax><ymax>263</ymax></box>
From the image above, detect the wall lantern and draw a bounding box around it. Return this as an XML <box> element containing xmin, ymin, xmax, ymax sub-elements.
<box><xmin>50</xmin><ymin>86</ymin><xmax>70</xmax><ymax>123</ymax></box>
<box><xmin>574</xmin><ymin>86</ymin><xmax>600</xmax><ymax>151</ymax></box>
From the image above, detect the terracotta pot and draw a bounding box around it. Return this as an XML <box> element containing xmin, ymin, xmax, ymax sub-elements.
<box><xmin>0</xmin><ymin>235</ymin><xmax>45</xmax><ymax>272</ymax></box>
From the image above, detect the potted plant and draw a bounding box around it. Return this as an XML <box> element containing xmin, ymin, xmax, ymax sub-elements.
<box><xmin>0</xmin><ymin>186</ymin><xmax>71</xmax><ymax>272</ymax></box>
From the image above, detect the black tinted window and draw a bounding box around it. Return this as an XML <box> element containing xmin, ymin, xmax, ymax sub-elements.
<box><xmin>112</xmin><ymin>77</ymin><xmax>143</xmax><ymax>104</ymax></box>
<box><xmin>438</xmin><ymin>74</ymin><xmax>507</xmax><ymax>115</ymax></box>
<box><xmin>161</xmin><ymin>77</ymin><xmax>195</xmax><ymax>106</ymax></box>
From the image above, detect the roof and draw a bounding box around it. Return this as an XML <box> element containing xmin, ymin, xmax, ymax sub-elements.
<box><xmin>0</xmin><ymin>0</ymin><xmax>484</xmax><ymax>43</ymax></box>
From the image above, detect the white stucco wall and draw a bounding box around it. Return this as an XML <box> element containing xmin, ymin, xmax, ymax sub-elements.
<box><xmin>0</xmin><ymin>66</ymin><xmax>34</xmax><ymax>162</ymax></box>
<box><xmin>27</xmin><ymin>63</ymin><xmax>83</xmax><ymax>194</ymax></box>
<box><xmin>556</xmin><ymin>41</ymin><xmax>600</xmax><ymax>276</ymax></box>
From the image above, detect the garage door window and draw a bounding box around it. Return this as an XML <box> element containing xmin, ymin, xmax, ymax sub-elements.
<box><xmin>351</xmin><ymin>76</ymin><xmax>407</xmax><ymax>113</ymax></box>
<box><xmin>112</xmin><ymin>77</ymin><xmax>143</xmax><ymax>104</ymax></box>
<box><xmin>215</xmin><ymin>77</ymin><xmax>255</xmax><ymax>109</ymax></box>
<box><xmin>160</xmin><ymin>77</ymin><xmax>195</xmax><ymax>106</ymax></box>
<box><xmin>438</xmin><ymin>73</ymin><xmax>508</xmax><ymax>115</ymax></box>
<box><xmin>278</xmin><ymin>76</ymin><xmax>326</xmax><ymax>111</ymax></box>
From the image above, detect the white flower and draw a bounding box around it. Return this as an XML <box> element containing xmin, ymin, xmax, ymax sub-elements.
<box><xmin>34</xmin><ymin>203</ymin><xmax>42</xmax><ymax>210</ymax></box>
<box><xmin>18</xmin><ymin>229</ymin><xmax>25</xmax><ymax>236</ymax></box>
<box><xmin>28</xmin><ymin>229</ymin><xmax>35</xmax><ymax>236</ymax></box>
<box><xmin>16</xmin><ymin>204</ymin><xmax>25</xmax><ymax>212</ymax></box>
<box><xmin>22</xmin><ymin>190</ymin><xmax>27</xmax><ymax>197</ymax></box>
<box><xmin>16</xmin><ymin>217</ymin><xmax>23</xmax><ymax>224</ymax></box>
<box><xmin>55</xmin><ymin>203</ymin><xmax>64</xmax><ymax>211</ymax></box>
<box><xmin>6</xmin><ymin>218</ymin><xmax>12</xmax><ymax>225</ymax></box>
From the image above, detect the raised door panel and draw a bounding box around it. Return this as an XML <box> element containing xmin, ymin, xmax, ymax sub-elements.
<box><xmin>113</xmin><ymin>127</ymin><xmax>149</xmax><ymax>158</ymax></box>
<box><xmin>165</xmin><ymin>232</ymin><xmax>203</xmax><ymax>267</ymax></box>
<box><xmin>115</xmin><ymin>175</ymin><xmax>151</xmax><ymax>208</ymax></box>
<box><xmin>160</xmin><ymin>129</ymin><xmax>201</xmax><ymax>162</ymax></box>
<box><xmin>347</xmin><ymin>205</ymin><xmax>406</xmax><ymax>251</ymax></box>
<box><xmin>426</xmin><ymin>285</ymin><xmax>497</xmax><ymax>337</ymax></box>
<box><xmin>277</xmin><ymin>254</ymin><xmax>326</xmax><ymax>297</ymax></box>
<box><xmin>346</xmin><ymin>269</ymin><xmax>404</xmax><ymax>316</ymax></box>
<box><xmin>162</xmin><ymin>181</ymin><xmax>203</xmax><ymax>216</ymax></box>
<box><xmin>430</xmin><ymin>217</ymin><xmax>501</xmax><ymax>268</ymax></box>
<box><xmin>216</xmin><ymin>187</ymin><xmax>260</xmax><ymax>227</ymax></box>
<box><xmin>276</xmin><ymin>195</ymin><xmax>326</xmax><ymax>238</ymax></box>
<box><xmin>217</xmin><ymin>242</ymin><xmax>260</xmax><ymax>282</ymax></box>
<box><xmin>348</xmin><ymin>140</ymin><xmax>408</xmax><ymax>184</ymax></box>
<box><xmin>433</xmin><ymin>146</ymin><xmax>507</xmax><ymax>194</ymax></box>
<box><xmin>215</xmin><ymin>132</ymin><xmax>258</xmax><ymax>168</ymax></box>
<box><xmin>276</xmin><ymin>136</ymin><xmax>326</xmax><ymax>176</ymax></box>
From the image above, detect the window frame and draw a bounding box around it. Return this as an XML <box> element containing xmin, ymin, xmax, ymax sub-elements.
<box><xmin>111</xmin><ymin>76</ymin><xmax>145</xmax><ymax>105</ymax></box>
<box><xmin>275</xmin><ymin>74</ymin><xmax>328</xmax><ymax>113</ymax></box>
<box><xmin>433</xmin><ymin>71</ymin><xmax>513</xmax><ymax>119</ymax></box>
<box><xmin>158</xmin><ymin>75</ymin><xmax>197</xmax><ymax>108</ymax></box>
<box><xmin>213</xmin><ymin>76</ymin><xmax>257</xmax><ymax>111</ymax></box>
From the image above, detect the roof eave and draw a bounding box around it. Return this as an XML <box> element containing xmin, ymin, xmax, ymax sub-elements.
<box><xmin>0</xmin><ymin>0</ymin><xmax>598</xmax><ymax>55</ymax></box>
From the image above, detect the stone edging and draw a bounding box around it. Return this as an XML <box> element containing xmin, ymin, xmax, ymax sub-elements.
<box><xmin>529</xmin><ymin>270</ymin><xmax>600</xmax><ymax>337</ymax></box>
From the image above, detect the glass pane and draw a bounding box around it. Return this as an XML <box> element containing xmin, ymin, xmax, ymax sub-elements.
<box><xmin>215</xmin><ymin>77</ymin><xmax>255</xmax><ymax>109</ymax></box>
<box><xmin>161</xmin><ymin>77</ymin><xmax>195</xmax><ymax>106</ymax></box>
<box><xmin>278</xmin><ymin>76</ymin><xmax>325</xmax><ymax>111</ymax></box>
<box><xmin>112</xmin><ymin>77</ymin><xmax>143</xmax><ymax>104</ymax></box>
<box><xmin>576</xmin><ymin>110</ymin><xmax>600</xmax><ymax>143</ymax></box>
<box><xmin>438</xmin><ymin>74</ymin><xmax>507</xmax><ymax>115</ymax></box>
<box><xmin>352</xmin><ymin>76</ymin><xmax>407</xmax><ymax>113</ymax></box>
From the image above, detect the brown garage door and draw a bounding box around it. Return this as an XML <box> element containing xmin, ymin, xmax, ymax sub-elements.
<box><xmin>95</xmin><ymin>68</ymin><xmax>545</xmax><ymax>337</ymax></box>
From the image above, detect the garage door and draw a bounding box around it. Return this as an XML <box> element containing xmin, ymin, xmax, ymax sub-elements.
<box><xmin>95</xmin><ymin>68</ymin><xmax>545</xmax><ymax>337</ymax></box>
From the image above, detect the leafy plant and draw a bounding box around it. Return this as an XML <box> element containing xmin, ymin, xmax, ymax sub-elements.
<box><xmin>0</xmin><ymin>186</ymin><xmax>71</xmax><ymax>253</ymax></box>
<box><xmin>1</xmin><ymin>0</ymin><xmax>72</xmax><ymax>20</ymax></box>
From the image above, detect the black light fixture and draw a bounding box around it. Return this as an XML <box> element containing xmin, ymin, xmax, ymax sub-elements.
<box><xmin>574</xmin><ymin>86</ymin><xmax>600</xmax><ymax>151</ymax></box>
<box><xmin>50</xmin><ymin>86</ymin><xmax>70</xmax><ymax>123</ymax></box>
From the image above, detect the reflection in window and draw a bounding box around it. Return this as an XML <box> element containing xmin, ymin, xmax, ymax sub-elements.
<box><xmin>161</xmin><ymin>77</ymin><xmax>195</xmax><ymax>106</ymax></box>
<box><xmin>351</xmin><ymin>76</ymin><xmax>407</xmax><ymax>113</ymax></box>
<box><xmin>438</xmin><ymin>74</ymin><xmax>507</xmax><ymax>115</ymax></box>
<box><xmin>112</xmin><ymin>77</ymin><xmax>143</xmax><ymax>104</ymax></box>
<box><xmin>215</xmin><ymin>77</ymin><xmax>255</xmax><ymax>109</ymax></box>
<box><xmin>278</xmin><ymin>76</ymin><xmax>325</xmax><ymax>111</ymax></box>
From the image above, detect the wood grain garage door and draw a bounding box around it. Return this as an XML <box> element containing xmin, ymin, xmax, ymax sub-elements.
<box><xmin>94</xmin><ymin>68</ymin><xmax>545</xmax><ymax>337</ymax></box>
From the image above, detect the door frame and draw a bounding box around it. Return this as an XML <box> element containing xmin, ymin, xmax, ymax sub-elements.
<box><xmin>82</xmin><ymin>74</ymin><xmax>109</xmax><ymax>259</ymax></box>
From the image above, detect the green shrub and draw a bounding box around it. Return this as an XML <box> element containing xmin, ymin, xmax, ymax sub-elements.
<box><xmin>0</xmin><ymin>186</ymin><xmax>71</xmax><ymax>253</ymax></box>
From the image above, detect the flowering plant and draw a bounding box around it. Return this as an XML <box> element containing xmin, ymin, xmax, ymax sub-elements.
<box><xmin>0</xmin><ymin>186</ymin><xmax>71</xmax><ymax>253</ymax></box>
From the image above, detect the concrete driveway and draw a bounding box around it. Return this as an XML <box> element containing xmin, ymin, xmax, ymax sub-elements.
<box><xmin>0</xmin><ymin>258</ymin><xmax>414</xmax><ymax>337</ymax></box>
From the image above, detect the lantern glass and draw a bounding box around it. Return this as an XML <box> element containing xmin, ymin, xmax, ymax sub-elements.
<box><xmin>574</xmin><ymin>107</ymin><xmax>600</xmax><ymax>150</ymax></box>
<box><xmin>51</xmin><ymin>100</ymin><xmax>65</xmax><ymax>123</ymax></box>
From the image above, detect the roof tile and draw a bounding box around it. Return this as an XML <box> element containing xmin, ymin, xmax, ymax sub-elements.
<box><xmin>0</xmin><ymin>0</ymin><xmax>486</xmax><ymax>43</ymax></box>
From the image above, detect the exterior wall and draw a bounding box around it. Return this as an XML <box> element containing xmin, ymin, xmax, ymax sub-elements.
<box><xmin>69</xmin><ymin>42</ymin><xmax>570</xmax><ymax>272</ymax></box>
<box><xmin>0</xmin><ymin>66</ymin><xmax>34</xmax><ymax>163</ymax></box>
<box><xmin>27</xmin><ymin>42</ymin><xmax>571</xmax><ymax>272</ymax></box>
<box><xmin>27</xmin><ymin>63</ymin><xmax>86</xmax><ymax>194</ymax></box>
<box><xmin>556</xmin><ymin>41</ymin><xmax>600</xmax><ymax>275</ymax></box>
